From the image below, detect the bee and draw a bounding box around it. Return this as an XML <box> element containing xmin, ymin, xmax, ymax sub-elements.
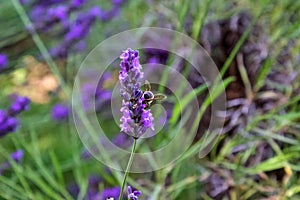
<box><xmin>142</xmin><ymin>80</ymin><xmax>167</xmax><ymax>109</ymax></box>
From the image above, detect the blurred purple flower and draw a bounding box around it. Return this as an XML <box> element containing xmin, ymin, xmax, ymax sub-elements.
<box><xmin>51</xmin><ymin>6</ymin><xmax>103</xmax><ymax>58</ymax></box>
<box><xmin>101</xmin><ymin>187</ymin><xmax>120</xmax><ymax>200</ymax></box>
<box><xmin>0</xmin><ymin>149</ymin><xmax>24</xmax><ymax>174</ymax></box>
<box><xmin>119</xmin><ymin>48</ymin><xmax>154</xmax><ymax>139</ymax></box>
<box><xmin>112</xmin><ymin>132</ymin><xmax>132</xmax><ymax>147</ymax></box>
<box><xmin>71</xmin><ymin>0</ymin><xmax>88</xmax><ymax>9</ymax></box>
<box><xmin>89</xmin><ymin>6</ymin><xmax>102</xmax><ymax>18</ymax></box>
<box><xmin>0</xmin><ymin>54</ymin><xmax>8</xmax><ymax>70</ymax></box>
<box><xmin>48</xmin><ymin>5</ymin><xmax>68</xmax><ymax>21</ymax></box>
<box><xmin>75</xmin><ymin>41</ymin><xmax>86</xmax><ymax>51</ymax></box>
<box><xmin>66</xmin><ymin>183</ymin><xmax>80</xmax><ymax>198</ymax></box>
<box><xmin>81</xmin><ymin>72</ymin><xmax>112</xmax><ymax>112</ymax></box>
<box><xmin>51</xmin><ymin>104</ymin><xmax>69</xmax><ymax>121</ymax></box>
<box><xmin>11</xmin><ymin>150</ymin><xmax>24</xmax><ymax>163</ymax></box>
<box><xmin>148</xmin><ymin>57</ymin><xmax>159</xmax><ymax>64</ymax></box>
<box><xmin>9</xmin><ymin>96</ymin><xmax>31</xmax><ymax>116</ymax></box>
<box><xmin>27</xmin><ymin>0</ymin><xmax>127</xmax><ymax>59</ymax></box>
<box><xmin>66</xmin><ymin>175</ymin><xmax>121</xmax><ymax>200</ymax></box>
<box><xmin>128</xmin><ymin>186</ymin><xmax>142</xmax><ymax>200</ymax></box>
<box><xmin>0</xmin><ymin>95</ymin><xmax>30</xmax><ymax>137</ymax></box>
<box><xmin>100</xmin><ymin>6</ymin><xmax>119</xmax><ymax>21</ymax></box>
<box><xmin>0</xmin><ymin>111</ymin><xmax>19</xmax><ymax>138</ymax></box>
<box><xmin>86</xmin><ymin>175</ymin><xmax>103</xmax><ymax>200</ymax></box>
<box><xmin>65</xmin><ymin>23</ymin><xmax>86</xmax><ymax>42</ymax></box>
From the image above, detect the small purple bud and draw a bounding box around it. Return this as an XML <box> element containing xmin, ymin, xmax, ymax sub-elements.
<box><xmin>89</xmin><ymin>6</ymin><xmax>102</xmax><ymax>18</ymax></box>
<box><xmin>101</xmin><ymin>187</ymin><xmax>120</xmax><ymax>200</ymax></box>
<box><xmin>0</xmin><ymin>149</ymin><xmax>24</xmax><ymax>174</ymax></box>
<box><xmin>6</xmin><ymin>117</ymin><xmax>19</xmax><ymax>132</ymax></box>
<box><xmin>9</xmin><ymin>96</ymin><xmax>31</xmax><ymax>116</ymax></box>
<box><xmin>48</xmin><ymin>5</ymin><xmax>68</xmax><ymax>21</ymax></box>
<box><xmin>51</xmin><ymin>104</ymin><xmax>69</xmax><ymax>121</ymax></box>
<box><xmin>128</xmin><ymin>186</ymin><xmax>142</xmax><ymax>200</ymax></box>
<box><xmin>0</xmin><ymin>54</ymin><xmax>8</xmax><ymax>70</ymax></box>
<box><xmin>11</xmin><ymin>150</ymin><xmax>24</xmax><ymax>163</ymax></box>
<box><xmin>0</xmin><ymin>110</ymin><xmax>19</xmax><ymax>137</ymax></box>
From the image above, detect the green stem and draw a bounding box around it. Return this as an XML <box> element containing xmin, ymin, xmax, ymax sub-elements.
<box><xmin>119</xmin><ymin>139</ymin><xmax>137</xmax><ymax>200</ymax></box>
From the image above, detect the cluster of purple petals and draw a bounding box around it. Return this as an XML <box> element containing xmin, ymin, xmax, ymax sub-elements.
<box><xmin>11</xmin><ymin>150</ymin><xmax>24</xmax><ymax>162</ymax></box>
<box><xmin>0</xmin><ymin>96</ymin><xmax>30</xmax><ymax>138</ymax></box>
<box><xmin>8</xmin><ymin>96</ymin><xmax>31</xmax><ymax>116</ymax></box>
<box><xmin>0</xmin><ymin>54</ymin><xmax>8</xmax><ymax>71</ymax></box>
<box><xmin>101</xmin><ymin>187</ymin><xmax>121</xmax><ymax>200</ymax></box>
<box><xmin>51</xmin><ymin>103</ymin><xmax>69</xmax><ymax>121</ymax></box>
<box><xmin>0</xmin><ymin>111</ymin><xmax>18</xmax><ymax>137</ymax></box>
<box><xmin>128</xmin><ymin>186</ymin><xmax>142</xmax><ymax>200</ymax></box>
<box><xmin>22</xmin><ymin>0</ymin><xmax>127</xmax><ymax>59</ymax></box>
<box><xmin>119</xmin><ymin>48</ymin><xmax>154</xmax><ymax>139</ymax></box>
<box><xmin>0</xmin><ymin>149</ymin><xmax>24</xmax><ymax>174</ymax></box>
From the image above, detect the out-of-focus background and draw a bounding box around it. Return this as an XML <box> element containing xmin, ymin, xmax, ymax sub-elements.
<box><xmin>0</xmin><ymin>0</ymin><xmax>300</xmax><ymax>199</ymax></box>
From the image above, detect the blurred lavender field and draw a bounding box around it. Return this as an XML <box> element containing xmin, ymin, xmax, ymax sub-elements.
<box><xmin>0</xmin><ymin>0</ymin><xmax>300</xmax><ymax>199</ymax></box>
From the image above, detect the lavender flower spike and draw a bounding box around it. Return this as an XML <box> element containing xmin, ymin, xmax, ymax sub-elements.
<box><xmin>128</xmin><ymin>186</ymin><xmax>142</xmax><ymax>200</ymax></box>
<box><xmin>119</xmin><ymin>48</ymin><xmax>154</xmax><ymax>139</ymax></box>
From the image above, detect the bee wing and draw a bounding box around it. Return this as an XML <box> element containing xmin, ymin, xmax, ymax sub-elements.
<box><xmin>145</xmin><ymin>100</ymin><xmax>157</xmax><ymax>109</ymax></box>
<box><xmin>143</xmin><ymin>80</ymin><xmax>151</xmax><ymax>91</ymax></box>
<box><xmin>153</xmin><ymin>93</ymin><xmax>167</xmax><ymax>101</ymax></box>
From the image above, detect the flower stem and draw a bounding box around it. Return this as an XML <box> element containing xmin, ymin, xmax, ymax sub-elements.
<box><xmin>119</xmin><ymin>138</ymin><xmax>137</xmax><ymax>200</ymax></box>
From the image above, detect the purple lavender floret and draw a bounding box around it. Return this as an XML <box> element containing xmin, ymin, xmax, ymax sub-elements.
<box><xmin>119</xmin><ymin>48</ymin><xmax>154</xmax><ymax>139</ymax></box>
<box><xmin>67</xmin><ymin>176</ymin><xmax>121</xmax><ymax>200</ymax></box>
<box><xmin>71</xmin><ymin>0</ymin><xmax>88</xmax><ymax>9</ymax></box>
<box><xmin>0</xmin><ymin>149</ymin><xmax>24</xmax><ymax>174</ymax></box>
<box><xmin>64</xmin><ymin>6</ymin><xmax>100</xmax><ymax>42</ymax></box>
<box><xmin>47</xmin><ymin>5</ymin><xmax>69</xmax><ymax>21</ymax></box>
<box><xmin>9</xmin><ymin>96</ymin><xmax>31</xmax><ymax>116</ymax></box>
<box><xmin>0</xmin><ymin>95</ymin><xmax>30</xmax><ymax>137</ymax></box>
<box><xmin>51</xmin><ymin>103</ymin><xmax>69</xmax><ymax>121</ymax></box>
<box><xmin>128</xmin><ymin>186</ymin><xmax>142</xmax><ymax>200</ymax></box>
<box><xmin>100</xmin><ymin>6</ymin><xmax>119</xmax><ymax>21</ymax></box>
<box><xmin>86</xmin><ymin>175</ymin><xmax>103</xmax><ymax>200</ymax></box>
<box><xmin>101</xmin><ymin>187</ymin><xmax>120</xmax><ymax>200</ymax></box>
<box><xmin>11</xmin><ymin>150</ymin><xmax>24</xmax><ymax>163</ymax></box>
<box><xmin>0</xmin><ymin>54</ymin><xmax>8</xmax><ymax>70</ymax></box>
<box><xmin>0</xmin><ymin>111</ymin><xmax>19</xmax><ymax>138</ymax></box>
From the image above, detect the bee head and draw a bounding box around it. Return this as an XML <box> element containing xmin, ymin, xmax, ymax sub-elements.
<box><xmin>143</xmin><ymin>91</ymin><xmax>154</xmax><ymax>100</ymax></box>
